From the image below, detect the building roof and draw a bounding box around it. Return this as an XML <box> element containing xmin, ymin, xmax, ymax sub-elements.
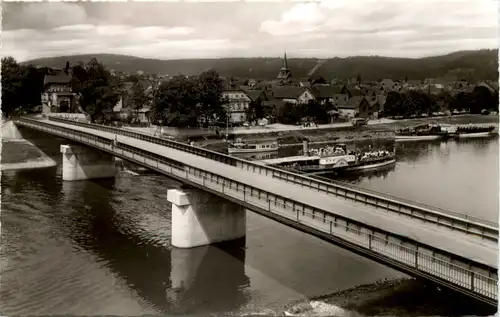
<box><xmin>309</xmin><ymin>85</ymin><xmax>343</xmax><ymax>98</ymax></box>
<box><xmin>271</xmin><ymin>86</ymin><xmax>304</xmax><ymax>99</ymax></box>
<box><xmin>44</xmin><ymin>73</ymin><xmax>71</xmax><ymax>86</ymax></box>
<box><xmin>342</xmin><ymin>96</ymin><xmax>366</xmax><ymax>109</ymax></box>
<box><xmin>245</xmin><ymin>90</ymin><xmax>265</xmax><ymax>102</ymax></box>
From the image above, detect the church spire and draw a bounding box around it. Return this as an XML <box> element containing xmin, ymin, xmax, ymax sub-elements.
<box><xmin>277</xmin><ymin>49</ymin><xmax>292</xmax><ymax>80</ymax></box>
<box><xmin>283</xmin><ymin>49</ymin><xmax>288</xmax><ymax>70</ymax></box>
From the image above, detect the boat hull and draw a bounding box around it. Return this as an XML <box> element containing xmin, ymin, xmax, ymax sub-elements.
<box><xmin>395</xmin><ymin>135</ymin><xmax>443</xmax><ymax>141</ymax></box>
<box><xmin>344</xmin><ymin>159</ymin><xmax>396</xmax><ymax>172</ymax></box>
<box><xmin>457</xmin><ymin>132</ymin><xmax>492</xmax><ymax>138</ymax></box>
<box><xmin>228</xmin><ymin>147</ymin><xmax>279</xmax><ymax>154</ymax></box>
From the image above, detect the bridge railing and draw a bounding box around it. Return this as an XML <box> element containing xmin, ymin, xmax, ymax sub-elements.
<box><xmin>43</xmin><ymin>117</ymin><xmax>499</xmax><ymax>239</ymax></box>
<box><xmin>16</xmin><ymin>116</ymin><xmax>498</xmax><ymax>306</ymax></box>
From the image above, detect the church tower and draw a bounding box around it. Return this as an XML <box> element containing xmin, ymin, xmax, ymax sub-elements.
<box><xmin>277</xmin><ymin>50</ymin><xmax>292</xmax><ymax>80</ymax></box>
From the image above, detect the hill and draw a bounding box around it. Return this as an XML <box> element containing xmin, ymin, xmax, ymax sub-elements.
<box><xmin>23</xmin><ymin>49</ymin><xmax>498</xmax><ymax>81</ymax></box>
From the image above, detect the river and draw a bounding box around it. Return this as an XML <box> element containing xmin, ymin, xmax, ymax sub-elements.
<box><xmin>1</xmin><ymin>136</ymin><xmax>498</xmax><ymax>315</ymax></box>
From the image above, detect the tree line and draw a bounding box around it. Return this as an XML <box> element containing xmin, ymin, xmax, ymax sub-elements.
<box><xmin>383</xmin><ymin>87</ymin><xmax>498</xmax><ymax>118</ymax></box>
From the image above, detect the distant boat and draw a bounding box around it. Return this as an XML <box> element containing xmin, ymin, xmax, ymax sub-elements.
<box><xmin>228</xmin><ymin>138</ymin><xmax>279</xmax><ymax>154</ymax></box>
<box><xmin>455</xmin><ymin>125</ymin><xmax>496</xmax><ymax>138</ymax></box>
<box><xmin>395</xmin><ymin>123</ymin><xmax>449</xmax><ymax>141</ymax></box>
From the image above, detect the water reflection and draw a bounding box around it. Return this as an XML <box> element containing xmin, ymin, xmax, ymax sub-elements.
<box><xmin>59</xmin><ymin>179</ymin><xmax>250</xmax><ymax>315</ymax></box>
<box><xmin>335</xmin><ymin>137</ymin><xmax>499</xmax><ymax>221</ymax></box>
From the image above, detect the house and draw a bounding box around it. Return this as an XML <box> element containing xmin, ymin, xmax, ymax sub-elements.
<box><xmin>303</xmin><ymin>85</ymin><xmax>344</xmax><ymax>105</ymax></box>
<box><xmin>296</xmin><ymin>88</ymin><xmax>317</xmax><ymax>104</ymax></box>
<box><xmin>271</xmin><ymin>86</ymin><xmax>304</xmax><ymax>104</ymax></box>
<box><xmin>336</xmin><ymin>96</ymin><xmax>365</xmax><ymax>118</ymax></box>
<box><xmin>222</xmin><ymin>85</ymin><xmax>252</xmax><ymax>124</ymax></box>
<box><xmin>41</xmin><ymin>71</ymin><xmax>76</xmax><ymax>113</ymax></box>
<box><xmin>337</xmin><ymin>96</ymin><xmax>372</xmax><ymax>118</ymax></box>
<box><xmin>358</xmin><ymin>99</ymin><xmax>381</xmax><ymax>119</ymax></box>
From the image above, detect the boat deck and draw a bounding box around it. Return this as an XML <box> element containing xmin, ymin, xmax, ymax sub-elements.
<box><xmin>259</xmin><ymin>155</ymin><xmax>320</xmax><ymax>165</ymax></box>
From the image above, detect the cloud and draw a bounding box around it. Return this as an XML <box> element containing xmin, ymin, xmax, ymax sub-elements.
<box><xmin>2</xmin><ymin>1</ymin><xmax>497</xmax><ymax>62</ymax></box>
<box><xmin>258</xmin><ymin>0</ymin><xmax>497</xmax><ymax>56</ymax></box>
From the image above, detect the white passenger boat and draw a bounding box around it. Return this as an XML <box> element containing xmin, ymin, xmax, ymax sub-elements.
<box><xmin>455</xmin><ymin>126</ymin><xmax>496</xmax><ymax>138</ymax></box>
<box><xmin>228</xmin><ymin>138</ymin><xmax>279</xmax><ymax>154</ymax></box>
<box><xmin>260</xmin><ymin>144</ymin><xmax>396</xmax><ymax>174</ymax></box>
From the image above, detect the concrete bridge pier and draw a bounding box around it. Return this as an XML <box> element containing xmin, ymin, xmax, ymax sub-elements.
<box><xmin>167</xmin><ymin>188</ymin><xmax>246</xmax><ymax>248</ymax></box>
<box><xmin>60</xmin><ymin>144</ymin><xmax>117</xmax><ymax>181</ymax></box>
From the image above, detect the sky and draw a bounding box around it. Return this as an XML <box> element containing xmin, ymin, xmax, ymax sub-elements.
<box><xmin>2</xmin><ymin>0</ymin><xmax>498</xmax><ymax>62</ymax></box>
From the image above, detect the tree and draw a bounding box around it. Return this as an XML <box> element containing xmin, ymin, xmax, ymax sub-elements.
<box><xmin>129</xmin><ymin>80</ymin><xmax>150</xmax><ymax>122</ymax></box>
<box><xmin>71</xmin><ymin>58</ymin><xmax>121</xmax><ymax>122</ymax></box>
<box><xmin>197</xmin><ymin>69</ymin><xmax>225</xmax><ymax>125</ymax></box>
<box><xmin>246</xmin><ymin>99</ymin><xmax>264</xmax><ymax>122</ymax></box>
<box><xmin>1</xmin><ymin>56</ymin><xmax>43</xmax><ymax>117</ymax></box>
<box><xmin>2</xmin><ymin>57</ymin><xmax>25</xmax><ymax>117</ymax></box>
<box><xmin>305</xmin><ymin>100</ymin><xmax>328</xmax><ymax>124</ymax></box>
<box><xmin>383</xmin><ymin>91</ymin><xmax>404</xmax><ymax>117</ymax></box>
<box><xmin>154</xmin><ymin>75</ymin><xmax>199</xmax><ymax>128</ymax></box>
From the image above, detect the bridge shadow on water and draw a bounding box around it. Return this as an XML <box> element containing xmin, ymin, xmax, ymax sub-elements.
<box><xmin>57</xmin><ymin>178</ymin><xmax>250</xmax><ymax>315</ymax></box>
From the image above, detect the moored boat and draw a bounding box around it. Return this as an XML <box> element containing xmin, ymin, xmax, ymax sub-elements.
<box><xmin>395</xmin><ymin>123</ymin><xmax>449</xmax><ymax>141</ymax></box>
<box><xmin>342</xmin><ymin>152</ymin><xmax>396</xmax><ymax>172</ymax></box>
<box><xmin>260</xmin><ymin>143</ymin><xmax>396</xmax><ymax>174</ymax></box>
<box><xmin>228</xmin><ymin>138</ymin><xmax>279</xmax><ymax>154</ymax></box>
<box><xmin>455</xmin><ymin>125</ymin><xmax>496</xmax><ymax>138</ymax></box>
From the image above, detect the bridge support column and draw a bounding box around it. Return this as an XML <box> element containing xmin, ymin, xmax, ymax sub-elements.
<box><xmin>167</xmin><ymin>188</ymin><xmax>246</xmax><ymax>248</ymax></box>
<box><xmin>60</xmin><ymin>144</ymin><xmax>116</xmax><ymax>181</ymax></box>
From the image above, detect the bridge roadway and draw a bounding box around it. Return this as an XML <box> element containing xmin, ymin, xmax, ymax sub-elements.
<box><xmin>32</xmin><ymin>118</ymin><xmax>497</xmax><ymax>268</ymax></box>
<box><xmin>16</xmin><ymin>117</ymin><xmax>498</xmax><ymax>304</ymax></box>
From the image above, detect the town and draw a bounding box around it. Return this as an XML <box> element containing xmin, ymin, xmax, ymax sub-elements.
<box><xmin>2</xmin><ymin>1</ymin><xmax>499</xmax><ymax>315</ymax></box>
<box><xmin>2</xmin><ymin>51</ymin><xmax>498</xmax><ymax>133</ymax></box>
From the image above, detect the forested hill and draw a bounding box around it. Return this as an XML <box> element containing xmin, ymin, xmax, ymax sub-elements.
<box><xmin>24</xmin><ymin>49</ymin><xmax>498</xmax><ymax>81</ymax></box>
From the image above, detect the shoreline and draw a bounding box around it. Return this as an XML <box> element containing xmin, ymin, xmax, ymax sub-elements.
<box><xmin>281</xmin><ymin>278</ymin><xmax>496</xmax><ymax>316</ymax></box>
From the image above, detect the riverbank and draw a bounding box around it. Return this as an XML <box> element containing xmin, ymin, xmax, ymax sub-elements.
<box><xmin>199</xmin><ymin>114</ymin><xmax>497</xmax><ymax>151</ymax></box>
<box><xmin>1</xmin><ymin>140</ymin><xmax>57</xmax><ymax>171</ymax></box>
<box><xmin>281</xmin><ymin>278</ymin><xmax>496</xmax><ymax>317</ymax></box>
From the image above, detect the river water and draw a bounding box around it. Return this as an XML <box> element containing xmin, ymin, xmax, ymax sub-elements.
<box><xmin>1</xmin><ymin>136</ymin><xmax>498</xmax><ymax>315</ymax></box>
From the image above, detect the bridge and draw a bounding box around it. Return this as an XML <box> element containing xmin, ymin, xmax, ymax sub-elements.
<box><xmin>14</xmin><ymin>116</ymin><xmax>498</xmax><ymax>306</ymax></box>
